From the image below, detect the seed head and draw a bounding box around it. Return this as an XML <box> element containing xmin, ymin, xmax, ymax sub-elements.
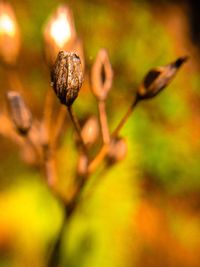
<box><xmin>51</xmin><ymin>51</ymin><xmax>83</xmax><ymax>106</ymax></box>
<box><xmin>137</xmin><ymin>56</ymin><xmax>188</xmax><ymax>100</ymax></box>
<box><xmin>6</xmin><ymin>91</ymin><xmax>32</xmax><ymax>135</ymax></box>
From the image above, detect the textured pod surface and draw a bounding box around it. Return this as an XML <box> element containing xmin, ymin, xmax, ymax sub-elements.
<box><xmin>137</xmin><ymin>56</ymin><xmax>188</xmax><ymax>100</ymax></box>
<box><xmin>6</xmin><ymin>91</ymin><xmax>32</xmax><ymax>135</ymax></box>
<box><xmin>51</xmin><ymin>51</ymin><xmax>83</xmax><ymax>106</ymax></box>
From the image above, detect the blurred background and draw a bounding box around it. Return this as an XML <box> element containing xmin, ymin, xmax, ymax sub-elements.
<box><xmin>0</xmin><ymin>0</ymin><xmax>200</xmax><ymax>266</ymax></box>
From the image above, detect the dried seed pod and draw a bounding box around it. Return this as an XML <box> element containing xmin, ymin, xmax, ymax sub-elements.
<box><xmin>51</xmin><ymin>51</ymin><xmax>83</xmax><ymax>106</ymax></box>
<box><xmin>107</xmin><ymin>137</ymin><xmax>127</xmax><ymax>164</ymax></box>
<box><xmin>91</xmin><ymin>48</ymin><xmax>113</xmax><ymax>101</ymax></box>
<box><xmin>0</xmin><ymin>2</ymin><xmax>21</xmax><ymax>66</ymax></box>
<box><xmin>43</xmin><ymin>5</ymin><xmax>77</xmax><ymax>66</ymax></box>
<box><xmin>81</xmin><ymin>116</ymin><xmax>99</xmax><ymax>147</ymax></box>
<box><xmin>6</xmin><ymin>91</ymin><xmax>32</xmax><ymax>135</ymax></box>
<box><xmin>137</xmin><ymin>56</ymin><xmax>188</xmax><ymax>100</ymax></box>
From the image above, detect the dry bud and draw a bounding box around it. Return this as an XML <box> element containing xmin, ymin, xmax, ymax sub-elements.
<box><xmin>137</xmin><ymin>56</ymin><xmax>188</xmax><ymax>100</ymax></box>
<box><xmin>81</xmin><ymin>116</ymin><xmax>99</xmax><ymax>147</ymax></box>
<box><xmin>0</xmin><ymin>1</ymin><xmax>20</xmax><ymax>66</ymax></box>
<box><xmin>6</xmin><ymin>91</ymin><xmax>32</xmax><ymax>135</ymax></box>
<box><xmin>51</xmin><ymin>51</ymin><xmax>83</xmax><ymax>106</ymax></box>
<box><xmin>91</xmin><ymin>48</ymin><xmax>113</xmax><ymax>101</ymax></box>
<box><xmin>107</xmin><ymin>137</ymin><xmax>127</xmax><ymax>164</ymax></box>
<box><xmin>43</xmin><ymin>5</ymin><xmax>77</xmax><ymax>66</ymax></box>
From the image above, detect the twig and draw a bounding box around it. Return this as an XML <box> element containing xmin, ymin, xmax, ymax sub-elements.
<box><xmin>52</xmin><ymin>105</ymin><xmax>67</xmax><ymax>148</ymax></box>
<box><xmin>111</xmin><ymin>95</ymin><xmax>139</xmax><ymax>138</ymax></box>
<box><xmin>88</xmin><ymin>144</ymin><xmax>109</xmax><ymax>174</ymax></box>
<box><xmin>43</xmin><ymin>89</ymin><xmax>55</xmax><ymax>143</ymax></box>
<box><xmin>98</xmin><ymin>100</ymin><xmax>110</xmax><ymax>144</ymax></box>
<box><xmin>88</xmin><ymin>95</ymin><xmax>139</xmax><ymax>173</ymax></box>
<box><xmin>43</xmin><ymin>150</ymin><xmax>58</xmax><ymax>187</ymax></box>
<box><xmin>67</xmin><ymin>105</ymin><xmax>88</xmax><ymax>156</ymax></box>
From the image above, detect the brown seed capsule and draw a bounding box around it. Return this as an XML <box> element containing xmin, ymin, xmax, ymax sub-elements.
<box><xmin>91</xmin><ymin>48</ymin><xmax>113</xmax><ymax>101</ymax></box>
<box><xmin>51</xmin><ymin>51</ymin><xmax>83</xmax><ymax>106</ymax></box>
<box><xmin>6</xmin><ymin>91</ymin><xmax>32</xmax><ymax>135</ymax></box>
<box><xmin>107</xmin><ymin>137</ymin><xmax>127</xmax><ymax>164</ymax></box>
<box><xmin>137</xmin><ymin>56</ymin><xmax>188</xmax><ymax>100</ymax></box>
<box><xmin>43</xmin><ymin>5</ymin><xmax>77</xmax><ymax>67</ymax></box>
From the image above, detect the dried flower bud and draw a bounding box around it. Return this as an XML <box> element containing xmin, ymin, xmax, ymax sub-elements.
<box><xmin>43</xmin><ymin>5</ymin><xmax>77</xmax><ymax>66</ymax></box>
<box><xmin>107</xmin><ymin>137</ymin><xmax>127</xmax><ymax>164</ymax></box>
<box><xmin>91</xmin><ymin>48</ymin><xmax>113</xmax><ymax>101</ymax></box>
<box><xmin>81</xmin><ymin>116</ymin><xmax>99</xmax><ymax>147</ymax></box>
<box><xmin>0</xmin><ymin>2</ymin><xmax>21</xmax><ymax>66</ymax></box>
<box><xmin>137</xmin><ymin>56</ymin><xmax>188</xmax><ymax>100</ymax></box>
<box><xmin>6</xmin><ymin>91</ymin><xmax>32</xmax><ymax>135</ymax></box>
<box><xmin>51</xmin><ymin>51</ymin><xmax>83</xmax><ymax>106</ymax></box>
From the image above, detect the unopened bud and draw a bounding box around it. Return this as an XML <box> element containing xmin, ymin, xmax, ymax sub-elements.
<box><xmin>107</xmin><ymin>137</ymin><xmax>127</xmax><ymax>164</ymax></box>
<box><xmin>51</xmin><ymin>51</ymin><xmax>83</xmax><ymax>106</ymax></box>
<box><xmin>6</xmin><ymin>91</ymin><xmax>32</xmax><ymax>135</ymax></box>
<box><xmin>91</xmin><ymin>48</ymin><xmax>113</xmax><ymax>101</ymax></box>
<box><xmin>0</xmin><ymin>2</ymin><xmax>21</xmax><ymax>66</ymax></box>
<box><xmin>137</xmin><ymin>56</ymin><xmax>188</xmax><ymax>100</ymax></box>
<box><xmin>81</xmin><ymin>116</ymin><xmax>99</xmax><ymax>147</ymax></box>
<box><xmin>43</xmin><ymin>5</ymin><xmax>77</xmax><ymax>67</ymax></box>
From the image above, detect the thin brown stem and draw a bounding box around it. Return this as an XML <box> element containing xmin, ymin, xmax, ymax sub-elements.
<box><xmin>98</xmin><ymin>100</ymin><xmax>110</xmax><ymax>144</ymax></box>
<box><xmin>67</xmin><ymin>105</ymin><xmax>88</xmax><ymax>155</ymax></box>
<box><xmin>52</xmin><ymin>105</ymin><xmax>67</xmax><ymax>148</ymax></box>
<box><xmin>43</xmin><ymin>89</ymin><xmax>55</xmax><ymax>142</ymax></box>
<box><xmin>44</xmin><ymin>154</ymin><xmax>58</xmax><ymax>187</ymax></box>
<box><xmin>88</xmin><ymin>144</ymin><xmax>109</xmax><ymax>174</ymax></box>
<box><xmin>88</xmin><ymin>95</ymin><xmax>139</xmax><ymax>174</ymax></box>
<box><xmin>112</xmin><ymin>95</ymin><xmax>139</xmax><ymax>138</ymax></box>
<box><xmin>26</xmin><ymin>133</ymin><xmax>42</xmax><ymax>162</ymax></box>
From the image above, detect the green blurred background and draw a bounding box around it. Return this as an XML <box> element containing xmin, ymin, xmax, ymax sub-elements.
<box><xmin>1</xmin><ymin>0</ymin><xmax>200</xmax><ymax>266</ymax></box>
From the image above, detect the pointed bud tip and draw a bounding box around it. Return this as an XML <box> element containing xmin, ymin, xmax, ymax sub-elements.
<box><xmin>174</xmin><ymin>56</ymin><xmax>189</xmax><ymax>68</ymax></box>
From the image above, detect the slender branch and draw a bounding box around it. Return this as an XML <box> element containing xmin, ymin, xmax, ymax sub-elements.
<box><xmin>44</xmin><ymin>151</ymin><xmax>58</xmax><ymax>187</ymax></box>
<box><xmin>112</xmin><ymin>95</ymin><xmax>139</xmax><ymax>138</ymax></box>
<box><xmin>43</xmin><ymin>89</ymin><xmax>55</xmax><ymax>142</ymax></box>
<box><xmin>88</xmin><ymin>144</ymin><xmax>109</xmax><ymax>174</ymax></box>
<box><xmin>67</xmin><ymin>105</ymin><xmax>88</xmax><ymax>155</ymax></box>
<box><xmin>98</xmin><ymin>100</ymin><xmax>110</xmax><ymax>144</ymax></box>
<box><xmin>88</xmin><ymin>95</ymin><xmax>139</xmax><ymax>173</ymax></box>
<box><xmin>52</xmin><ymin>106</ymin><xmax>67</xmax><ymax>148</ymax></box>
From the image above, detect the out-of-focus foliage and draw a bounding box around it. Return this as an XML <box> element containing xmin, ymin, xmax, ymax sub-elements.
<box><xmin>1</xmin><ymin>1</ymin><xmax>200</xmax><ymax>267</ymax></box>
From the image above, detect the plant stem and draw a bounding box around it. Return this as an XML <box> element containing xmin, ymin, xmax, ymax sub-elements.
<box><xmin>67</xmin><ymin>105</ymin><xmax>88</xmax><ymax>156</ymax></box>
<box><xmin>98</xmin><ymin>100</ymin><xmax>110</xmax><ymax>144</ymax></box>
<box><xmin>52</xmin><ymin>106</ymin><xmax>67</xmax><ymax>148</ymax></box>
<box><xmin>111</xmin><ymin>95</ymin><xmax>139</xmax><ymax>138</ymax></box>
<box><xmin>88</xmin><ymin>95</ymin><xmax>139</xmax><ymax>173</ymax></box>
<box><xmin>88</xmin><ymin>144</ymin><xmax>108</xmax><ymax>174</ymax></box>
<box><xmin>44</xmin><ymin>151</ymin><xmax>57</xmax><ymax>187</ymax></box>
<box><xmin>43</xmin><ymin>89</ymin><xmax>55</xmax><ymax>142</ymax></box>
